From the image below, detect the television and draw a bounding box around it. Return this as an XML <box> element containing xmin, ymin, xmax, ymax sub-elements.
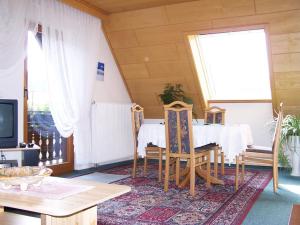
<box><xmin>0</xmin><ymin>99</ymin><xmax>18</xmax><ymax>148</ymax></box>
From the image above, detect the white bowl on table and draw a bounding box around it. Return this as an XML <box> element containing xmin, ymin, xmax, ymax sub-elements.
<box><xmin>0</xmin><ymin>166</ymin><xmax>52</xmax><ymax>191</ymax></box>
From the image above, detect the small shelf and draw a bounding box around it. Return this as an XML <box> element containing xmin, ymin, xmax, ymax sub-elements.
<box><xmin>0</xmin><ymin>145</ymin><xmax>40</xmax><ymax>152</ymax></box>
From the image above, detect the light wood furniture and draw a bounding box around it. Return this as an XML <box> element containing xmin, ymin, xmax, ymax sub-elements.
<box><xmin>204</xmin><ymin>106</ymin><xmax>226</xmax><ymax>125</ymax></box>
<box><xmin>144</xmin><ymin>145</ymin><xmax>164</xmax><ymax>182</ymax></box>
<box><xmin>204</xmin><ymin>106</ymin><xmax>226</xmax><ymax>178</ymax></box>
<box><xmin>235</xmin><ymin>102</ymin><xmax>283</xmax><ymax>192</ymax></box>
<box><xmin>0</xmin><ymin>176</ymin><xmax>130</xmax><ymax>225</ymax></box>
<box><xmin>131</xmin><ymin>104</ymin><xmax>164</xmax><ymax>181</ymax></box>
<box><xmin>164</xmin><ymin>101</ymin><xmax>211</xmax><ymax>196</ymax></box>
<box><xmin>289</xmin><ymin>205</ymin><xmax>300</xmax><ymax>225</ymax></box>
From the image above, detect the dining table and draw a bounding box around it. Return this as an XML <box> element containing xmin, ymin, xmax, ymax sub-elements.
<box><xmin>137</xmin><ymin>123</ymin><xmax>254</xmax><ymax>186</ymax></box>
<box><xmin>138</xmin><ymin>123</ymin><xmax>253</xmax><ymax>163</ymax></box>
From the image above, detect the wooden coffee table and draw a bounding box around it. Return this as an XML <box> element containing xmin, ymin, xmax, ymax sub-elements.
<box><xmin>0</xmin><ymin>177</ymin><xmax>131</xmax><ymax>225</ymax></box>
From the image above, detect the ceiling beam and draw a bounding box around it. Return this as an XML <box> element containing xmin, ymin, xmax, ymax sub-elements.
<box><xmin>60</xmin><ymin>0</ymin><xmax>108</xmax><ymax>20</ymax></box>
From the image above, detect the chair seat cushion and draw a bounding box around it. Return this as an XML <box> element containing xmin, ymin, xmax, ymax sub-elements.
<box><xmin>246</xmin><ymin>145</ymin><xmax>272</xmax><ymax>154</ymax></box>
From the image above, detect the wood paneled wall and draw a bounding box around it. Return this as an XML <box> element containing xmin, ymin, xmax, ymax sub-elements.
<box><xmin>103</xmin><ymin>0</ymin><xmax>300</xmax><ymax>118</ymax></box>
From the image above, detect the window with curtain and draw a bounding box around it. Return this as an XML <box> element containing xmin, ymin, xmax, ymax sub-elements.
<box><xmin>188</xmin><ymin>29</ymin><xmax>272</xmax><ymax>101</ymax></box>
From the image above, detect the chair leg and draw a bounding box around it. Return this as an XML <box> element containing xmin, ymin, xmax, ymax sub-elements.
<box><xmin>276</xmin><ymin>168</ymin><xmax>279</xmax><ymax>189</ymax></box>
<box><xmin>132</xmin><ymin>149</ymin><xmax>137</xmax><ymax>178</ymax></box>
<box><xmin>221</xmin><ymin>151</ymin><xmax>225</xmax><ymax>175</ymax></box>
<box><xmin>164</xmin><ymin>156</ymin><xmax>170</xmax><ymax>192</ymax></box>
<box><xmin>235</xmin><ymin>155</ymin><xmax>239</xmax><ymax>191</ymax></box>
<box><xmin>206</xmin><ymin>153</ymin><xmax>211</xmax><ymax>189</ymax></box>
<box><xmin>144</xmin><ymin>156</ymin><xmax>147</xmax><ymax>176</ymax></box>
<box><xmin>190</xmin><ymin>157</ymin><xmax>195</xmax><ymax>196</ymax></box>
<box><xmin>158</xmin><ymin>149</ymin><xmax>162</xmax><ymax>182</ymax></box>
<box><xmin>176</xmin><ymin>157</ymin><xmax>180</xmax><ymax>185</ymax></box>
<box><xmin>273</xmin><ymin>164</ymin><xmax>278</xmax><ymax>193</ymax></box>
<box><xmin>241</xmin><ymin>154</ymin><xmax>245</xmax><ymax>183</ymax></box>
<box><xmin>214</xmin><ymin>149</ymin><xmax>218</xmax><ymax>178</ymax></box>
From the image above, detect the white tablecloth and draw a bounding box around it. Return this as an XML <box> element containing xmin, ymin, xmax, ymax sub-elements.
<box><xmin>137</xmin><ymin>124</ymin><xmax>254</xmax><ymax>163</ymax></box>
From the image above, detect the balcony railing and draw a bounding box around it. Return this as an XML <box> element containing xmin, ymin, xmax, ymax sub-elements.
<box><xmin>27</xmin><ymin>111</ymin><xmax>67</xmax><ymax>166</ymax></box>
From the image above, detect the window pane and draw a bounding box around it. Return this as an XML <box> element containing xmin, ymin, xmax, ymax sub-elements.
<box><xmin>190</xmin><ymin>29</ymin><xmax>272</xmax><ymax>100</ymax></box>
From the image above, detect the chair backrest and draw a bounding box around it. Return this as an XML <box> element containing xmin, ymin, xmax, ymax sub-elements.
<box><xmin>131</xmin><ymin>104</ymin><xmax>144</xmax><ymax>147</ymax></box>
<box><xmin>164</xmin><ymin>101</ymin><xmax>194</xmax><ymax>155</ymax></box>
<box><xmin>272</xmin><ymin>103</ymin><xmax>283</xmax><ymax>161</ymax></box>
<box><xmin>204</xmin><ymin>106</ymin><xmax>225</xmax><ymax>125</ymax></box>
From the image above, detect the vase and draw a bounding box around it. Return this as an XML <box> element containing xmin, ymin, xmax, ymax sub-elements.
<box><xmin>289</xmin><ymin>136</ymin><xmax>300</xmax><ymax>176</ymax></box>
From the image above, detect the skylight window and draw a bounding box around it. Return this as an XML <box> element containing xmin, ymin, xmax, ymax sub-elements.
<box><xmin>189</xmin><ymin>29</ymin><xmax>272</xmax><ymax>101</ymax></box>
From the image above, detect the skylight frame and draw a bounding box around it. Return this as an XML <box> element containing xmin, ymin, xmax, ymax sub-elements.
<box><xmin>185</xmin><ymin>25</ymin><xmax>276</xmax><ymax>105</ymax></box>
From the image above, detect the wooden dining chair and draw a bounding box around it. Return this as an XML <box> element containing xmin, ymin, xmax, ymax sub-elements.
<box><xmin>164</xmin><ymin>101</ymin><xmax>211</xmax><ymax>196</ymax></box>
<box><xmin>204</xmin><ymin>106</ymin><xmax>226</xmax><ymax>125</ymax></box>
<box><xmin>204</xmin><ymin>106</ymin><xmax>226</xmax><ymax>178</ymax></box>
<box><xmin>131</xmin><ymin>104</ymin><xmax>164</xmax><ymax>181</ymax></box>
<box><xmin>235</xmin><ymin>102</ymin><xmax>283</xmax><ymax>192</ymax></box>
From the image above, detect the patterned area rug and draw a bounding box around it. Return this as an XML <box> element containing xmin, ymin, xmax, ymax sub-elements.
<box><xmin>97</xmin><ymin>164</ymin><xmax>272</xmax><ymax>225</ymax></box>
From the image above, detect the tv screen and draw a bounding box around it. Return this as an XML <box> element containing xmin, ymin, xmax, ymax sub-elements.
<box><xmin>0</xmin><ymin>104</ymin><xmax>14</xmax><ymax>138</ymax></box>
<box><xmin>0</xmin><ymin>99</ymin><xmax>18</xmax><ymax>148</ymax></box>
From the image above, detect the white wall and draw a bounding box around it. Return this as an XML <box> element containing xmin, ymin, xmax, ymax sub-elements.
<box><xmin>92</xmin><ymin>27</ymin><xmax>131</xmax><ymax>103</ymax></box>
<box><xmin>209</xmin><ymin>102</ymin><xmax>274</xmax><ymax>147</ymax></box>
<box><xmin>0</xmin><ymin>64</ymin><xmax>24</xmax><ymax>165</ymax></box>
<box><xmin>91</xmin><ymin>103</ymin><xmax>133</xmax><ymax>166</ymax></box>
<box><xmin>89</xmin><ymin>27</ymin><xmax>132</xmax><ymax>167</ymax></box>
<box><xmin>0</xmin><ymin>24</ymin><xmax>131</xmax><ymax>168</ymax></box>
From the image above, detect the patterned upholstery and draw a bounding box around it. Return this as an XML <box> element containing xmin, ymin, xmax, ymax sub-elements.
<box><xmin>168</xmin><ymin>111</ymin><xmax>179</xmax><ymax>153</ymax></box>
<box><xmin>206</xmin><ymin>113</ymin><xmax>214</xmax><ymax>124</ymax></box>
<box><xmin>215</xmin><ymin>112</ymin><xmax>223</xmax><ymax>124</ymax></box>
<box><xmin>134</xmin><ymin>111</ymin><xmax>143</xmax><ymax>133</ymax></box>
<box><xmin>132</xmin><ymin>106</ymin><xmax>144</xmax><ymax>147</ymax></box>
<box><xmin>167</xmin><ymin>110</ymin><xmax>191</xmax><ymax>154</ymax></box>
<box><xmin>179</xmin><ymin>110</ymin><xmax>190</xmax><ymax>154</ymax></box>
<box><xmin>205</xmin><ymin>106</ymin><xmax>225</xmax><ymax>125</ymax></box>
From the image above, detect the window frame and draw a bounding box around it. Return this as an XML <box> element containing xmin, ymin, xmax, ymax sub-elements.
<box><xmin>184</xmin><ymin>24</ymin><xmax>277</xmax><ymax>110</ymax></box>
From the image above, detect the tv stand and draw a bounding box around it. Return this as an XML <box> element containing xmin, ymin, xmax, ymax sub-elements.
<box><xmin>0</xmin><ymin>145</ymin><xmax>40</xmax><ymax>167</ymax></box>
<box><xmin>0</xmin><ymin>151</ymin><xmax>6</xmax><ymax>161</ymax></box>
<box><xmin>0</xmin><ymin>144</ymin><xmax>40</xmax><ymax>152</ymax></box>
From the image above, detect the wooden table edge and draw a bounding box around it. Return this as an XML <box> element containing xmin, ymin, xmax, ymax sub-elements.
<box><xmin>0</xmin><ymin>177</ymin><xmax>131</xmax><ymax>217</ymax></box>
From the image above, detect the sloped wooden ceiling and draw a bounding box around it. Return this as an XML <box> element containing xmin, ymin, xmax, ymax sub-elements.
<box><xmin>80</xmin><ymin>0</ymin><xmax>199</xmax><ymax>13</ymax></box>
<box><xmin>65</xmin><ymin>0</ymin><xmax>300</xmax><ymax>118</ymax></box>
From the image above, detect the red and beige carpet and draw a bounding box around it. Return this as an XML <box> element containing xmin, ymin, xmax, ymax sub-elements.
<box><xmin>97</xmin><ymin>164</ymin><xmax>272</xmax><ymax>225</ymax></box>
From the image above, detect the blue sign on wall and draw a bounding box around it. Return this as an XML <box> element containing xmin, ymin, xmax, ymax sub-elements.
<box><xmin>97</xmin><ymin>62</ymin><xmax>104</xmax><ymax>81</ymax></box>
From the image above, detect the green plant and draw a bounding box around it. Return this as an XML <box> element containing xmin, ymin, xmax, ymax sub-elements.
<box><xmin>158</xmin><ymin>84</ymin><xmax>193</xmax><ymax>105</ymax></box>
<box><xmin>158</xmin><ymin>83</ymin><xmax>196</xmax><ymax>117</ymax></box>
<box><xmin>279</xmin><ymin>115</ymin><xmax>300</xmax><ymax>168</ymax></box>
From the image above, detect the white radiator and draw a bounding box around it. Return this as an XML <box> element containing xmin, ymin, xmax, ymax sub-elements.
<box><xmin>91</xmin><ymin>102</ymin><xmax>134</xmax><ymax>165</ymax></box>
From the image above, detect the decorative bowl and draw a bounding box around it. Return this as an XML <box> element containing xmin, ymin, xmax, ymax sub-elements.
<box><xmin>0</xmin><ymin>166</ymin><xmax>52</xmax><ymax>191</ymax></box>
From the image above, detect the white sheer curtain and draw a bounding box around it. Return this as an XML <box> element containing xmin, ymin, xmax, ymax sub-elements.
<box><xmin>38</xmin><ymin>0</ymin><xmax>101</xmax><ymax>169</ymax></box>
<box><xmin>0</xmin><ymin>0</ymin><xmax>30</xmax><ymax>77</ymax></box>
<box><xmin>1</xmin><ymin>0</ymin><xmax>101</xmax><ymax>169</ymax></box>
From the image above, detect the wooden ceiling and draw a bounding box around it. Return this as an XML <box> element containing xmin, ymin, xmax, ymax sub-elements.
<box><xmin>80</xmin><ymin>0</ymin><xmax>198</xmax><ymax>13</ymax></box>
<box><xmin>64</xmin><ymin>0</ymin><xmax>300</xmax><ymax>118</ymax></box>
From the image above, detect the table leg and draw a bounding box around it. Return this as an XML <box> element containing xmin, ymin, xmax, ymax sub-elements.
<box><xmin>41</xmin><ymin>206</ymin><xmax>97</xmax><ymax>225</ymax></box>
<box><xmin>195</xmin><ymin>167</ymin><xmax>224</xmax><ymax>185</ymax></box>
<box><xmin>214</xmin><ymin>149</ymin><xmax>218</xmax><ymax>178</ymax></box>
<box><xmin>178</xmin><ymin>170</ymin><xmax>190</xmax><ymax>188</ymax></box>
<box><xmin>178</xmin><ymin>167</ymin><xmax>224</xmax><ymax>188</ymax></box>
